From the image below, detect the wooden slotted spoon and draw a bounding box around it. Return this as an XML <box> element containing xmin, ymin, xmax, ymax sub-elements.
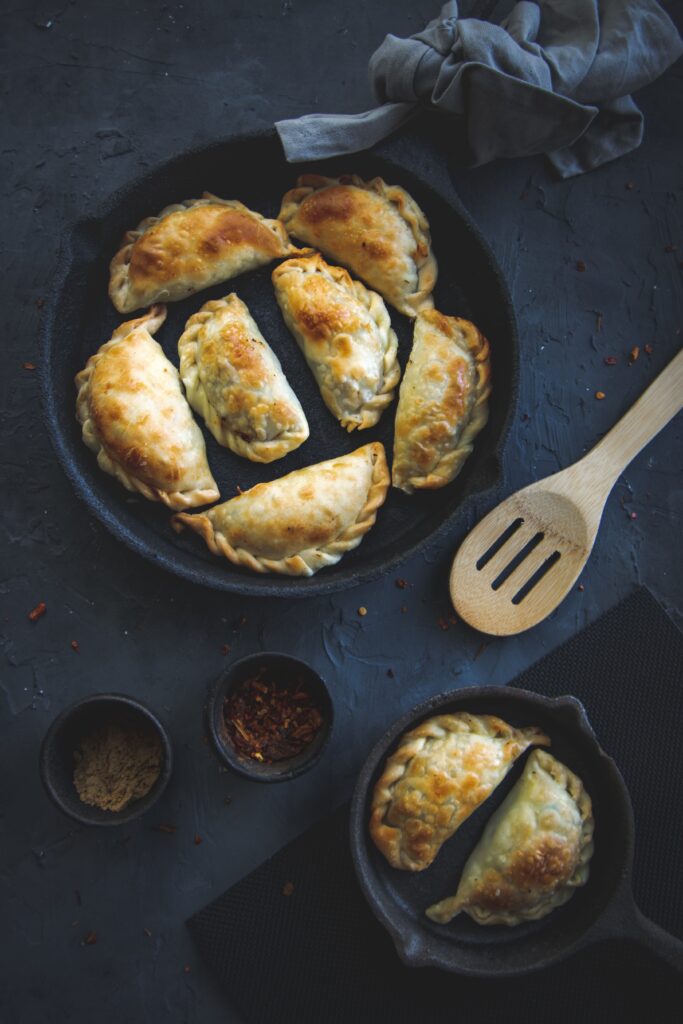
<box><xmin>450</xmin><ymin>348</ymin><xmax>683</xmax><ymax>636</ymax></box>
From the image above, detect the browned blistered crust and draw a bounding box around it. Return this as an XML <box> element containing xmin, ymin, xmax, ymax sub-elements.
<box><xmin>278</xmin><ymin>174</ymin><xmax>437</xmax><ymax>318</ymax></box>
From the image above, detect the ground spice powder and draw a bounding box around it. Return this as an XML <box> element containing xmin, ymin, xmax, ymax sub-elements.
<box><xmin>73</xmin><ymin>721</ymin><xmax>162</xmax><ymax>812</ymax></box>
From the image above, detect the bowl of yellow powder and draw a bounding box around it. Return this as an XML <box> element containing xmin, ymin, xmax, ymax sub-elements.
<box><xmin>39</xmin><ymin>694</ymin><xmax>173</xmax><ymax>825</ymax></box>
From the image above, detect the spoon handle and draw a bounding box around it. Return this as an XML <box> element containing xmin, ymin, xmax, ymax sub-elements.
<box><xmin>583</xmin><ymin>347</ymin><xmax>683</xmax><ymax>488</ymax></box>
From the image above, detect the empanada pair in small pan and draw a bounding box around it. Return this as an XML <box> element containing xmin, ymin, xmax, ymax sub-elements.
<box><xmin>370</xmin><ymin>713</ymin><xmax>594</xmax><ymax>927</ymax></box>
<box><xmin>75</xmin><ymin>306</ymin><xmax>391</xmax><ymax>575</ymax></box>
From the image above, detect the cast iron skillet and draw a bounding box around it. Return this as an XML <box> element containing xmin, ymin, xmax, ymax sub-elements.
<box><xmin>40</xmin><ymin>129</ymin><xmax>518</xmax><ymax>597</ymax></box>
<box><xmin>350</xmin><ymin>686</ymin><xmax>683</xmax><ymax>977</ymax></box>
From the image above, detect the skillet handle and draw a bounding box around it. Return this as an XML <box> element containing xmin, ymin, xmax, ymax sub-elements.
<box><xmin>590</xmin><ymin>889</ymin><xmax>683</xmax><ymax>973</ymax></box>
<box><xmin>629</xmin><ymin>906</ymin><xmax>683</xmax><ymax>973</ymax></box>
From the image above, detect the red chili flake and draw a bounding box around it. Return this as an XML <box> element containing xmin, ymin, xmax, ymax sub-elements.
<box><xmin>82</xmin><ymin>931</ymin><xmax>97</xmax><ymax>946</ymax></box>
<box><xmin>194</xmin><ymin>834</ymin><xmax>203</xmax><ymax>846</ymax></box>
<box><xmin>629</xmin><ymin>346</ymin><xmax>640</xmax><ymax>364</ymax></box>
<box><xmin>603</xmin><ymin>356</ymin><xmax>618</xmax><ymax>366</ymax></box>
<box><xmin>625</xmin><ymin>181</ymin><xmax>635</xmax><ymax>190</ymax></box>
<box><xmin>70</xmin><ymin>639</ymin><xmax>80</xmax><ymax>653</ymax></box>
<box><xmin>223</xmin><ymin>673</ymin><xmax>324</xmax><ymax>764</ymax></box>
<box><xmin>23</xmin><ymin>361</ymin><xmax>36</xmax><ymax>370</ymax></box>
<box><xmin>143</xmin><ymin>928</ymin><xmax>152</xmax><ymax>938</ymax></box>
<box><xmin>387</xmin><ymin>668</ymin><xmax>395</xmax><ymax>679</ymax></box>
<box><xmin>630</xmin><ymin>511</ymin><xmax>638</xmax><ymax>520</ymax></box>
<box><xmin>473</xmin><ymin>643</ymin><xmax>488</xmax><ymax>661</ymax></box>
<box><xmin>437</xmin><ymin>616</ymin><xmax>449</xmax><ymax>631</ymax></box>
<box><xmin>183</xmin><ymin>965</ymin><xmax>191</xmax><ymax>974</ymax></box>
<box><xmin>282</xmin><ymin>881</ymin><xmax>295</xmax><ymax>897</ymax></box>
<box><xmin>596</xmin><ymin>313</ymin><xmax>604</xmax><ymax>332</ymax></box>
<box><xmin>395</xmin><ymin>578</ymin><xmax>410</xmax><ymax>589</ymax></box>
<box><xmin>578</xmin><ymin>584</ymin><xmax>585</xmax><ymax>592</ymax></box>
<box><xmin>152</xmin><ymin>823</ymin><xmax>177</xmax><ymax>834</ymax></box>
<box><xmin>576</xmin><ymin>260</ymin><xmax>586</xmax><ymax>272</ymax></box>
<box><xmin>36</xmin><ymin>297</ymin><xmax>45</xmax><ymax>309</ymax></box>
<box><xmin>644</xmin><ymin>344</ymin><xmax>653</xmax><ymax>355</ymax></box>
<box><xmin>664</xmin><ymin>243</ymin><xmax>677</xmax><ymax>253</ymax></box>
<box><xmin>221</xmin><ymin>644</ymin><xmax>231</xmax><ymax>656</ymax></box>
<box><xmin>400</xmin><ymin>605</ymin><xmax>408</xmax><ymax>614</ymax></box>
<box><xmin>28</xmin><ymin>601</ymin><xmax>46</xmax><ymax>622</ymax></box>
<box><xmin>595</xmin><ymin>391</ymin><xmax>606</xmax><ymax>400</ymax></box>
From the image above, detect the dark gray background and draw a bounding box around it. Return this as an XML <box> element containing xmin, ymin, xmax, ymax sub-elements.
<box><xmin>1</xmin><ymin>1</ymin><xmax>681</xmax><ymax>1022</ymax></box>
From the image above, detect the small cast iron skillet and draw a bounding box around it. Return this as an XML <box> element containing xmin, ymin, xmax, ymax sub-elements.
<box><xmin>350</xmin><ymin>687</ymin><xmax>683</xmax><ymax>977</ymax></box>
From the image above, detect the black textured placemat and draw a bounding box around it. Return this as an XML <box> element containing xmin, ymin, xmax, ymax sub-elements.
<box><xmin>188</xmin><ymin>589</ymin><xmax>683</xmax><ymax>1023</ymax></box>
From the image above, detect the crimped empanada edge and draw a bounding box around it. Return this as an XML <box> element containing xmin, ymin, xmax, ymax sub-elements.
<box><xmin>171</xmin><ymin>442</ymin><xmax>390</xmax><ymax>576</ymax></box>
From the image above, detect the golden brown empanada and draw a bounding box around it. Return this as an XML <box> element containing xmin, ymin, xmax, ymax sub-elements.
<box><xmin>109</xmin><ymin>193</ymin><xmax>309</xmax><ymax>314</ymax></box>
<box><xmin>278</xmin><ymin>174</ymin><xmax>437</xmax><ymax>317</ymax></box>
<box><xmin>172</xmin><ymin>442</ymin><xmax>389</xmax><ymax>576</ymax></box>
<box><xmin>75</xmin><ymin>306</ymin><xmax>218</xmax><ymax>510</ymax></box>
<box><xmin>178</xmin><ymin>293</ymin><xmax>309</xmax><ymax>462</ymax></box>
<box><xmin>392</xmin><ymin>310</ymin><xmax>491</xmax><ymax>494</ymax></box>
<box><xmin>426</xmin><ymin>750</ymin><xmax>594</xmax><ymax>926</ymax></box>
<box><xmin>272</xmin><ymin>254</ymin><xmax>400</xmax><ymax>431</ymax></box>
<box><xmin>370</xmin><ymin>713</ymin><xmax>549</xmax><ymax>872</ymax></box>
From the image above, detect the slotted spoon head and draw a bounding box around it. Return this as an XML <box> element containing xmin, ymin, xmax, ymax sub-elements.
<box><xmin>450</xmin><ymin>347</ymin><xmax>683</xmax><ymax>636</ymax></box>
<box><xmin>450</xmin><ymin>479</ymin><xmax>599</xmax><ymax>636</ymax></box>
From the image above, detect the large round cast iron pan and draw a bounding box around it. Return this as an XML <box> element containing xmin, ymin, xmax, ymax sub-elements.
<box><xmin>350</xmin><ymin>686</ymin><xmax>683</xmax><ymax>977</ymax></box>
<box><xmin>41</xmin><ymin>129</ymin><xmax>518</xmax><ymax>597</ymax></box>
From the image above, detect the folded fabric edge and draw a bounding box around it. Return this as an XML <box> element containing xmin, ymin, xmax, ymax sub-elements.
<box><xmin>275</xmin><ymin>102</ymin><xmax>416</xmax><ymax>163</ymax></box>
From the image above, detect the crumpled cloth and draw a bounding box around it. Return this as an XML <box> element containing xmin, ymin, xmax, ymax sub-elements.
<box><xmin>276</xmin><ymin>0</ymin><xmax>683</xmax><ymax>177</ymax></box>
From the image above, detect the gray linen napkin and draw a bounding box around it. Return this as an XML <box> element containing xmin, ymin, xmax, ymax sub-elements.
<box><xmin>275</xmin><ymin>0</ymin><xmax>682</xmax><ymax>177</ymax></box>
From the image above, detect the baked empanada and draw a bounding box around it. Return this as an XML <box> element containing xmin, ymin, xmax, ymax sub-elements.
<box><xmin>278</xmin><ymin>174</ymin><xmax>437</xmax><ymax>318</ymax></box>
<box><xmin>426</xmin><ymin>750</ymin><xmax>594</xmax><ymax>926</ymax></box>
<box><xmin>272</xmin><ymin>254</ymin><xmax>400</xmax><ymax>431</ymax></box>
<box><xmin>392</xmin><ymin>310</ymin><xmax>491</xmax><ymax>494</ymax></box>
<box><xmin>109</xmin><ymin>193</ymin><xmax>309</xmax><ymax>314</ymax></box>
<box><xmin>172</xmin><ymin>442</ymin><xmax>389</xmax><ymax>576</ymax></box>
<box><xmin>370</xmin><ymin>713</ymin><xmax>549</xmax><ymax>872</ymax></box>
<box><xmin>178</xmin><ymin>293</ymin><xmax>309</xmax><ymax>462</ymax></box>
<box><xmin>75</xmin><ymin>306</ymin><xmax>218</xmax><ymax>510</ymax></box>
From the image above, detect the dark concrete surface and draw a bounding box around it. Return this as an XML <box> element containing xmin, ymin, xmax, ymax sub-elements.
<box><xmin>1</xmin><ymin>2</ymin><xmax>681</xmax><ymax>1022</ymax></box>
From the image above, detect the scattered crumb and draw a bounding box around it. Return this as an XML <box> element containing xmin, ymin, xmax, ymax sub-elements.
<box><xmin>603</xmin><ymin>356</ymin><xmax>617</xmax><ymax>366</ymax></box>
<box><xmin>578</xmin><ymin>584</ymin><xmax>585</xmax><ymax>592</ymax></box>
<box><xmin>28</xmin><ymin>601</ymin><xmax>46</xmax><ymax>622</ymax></box>
<box><xmin>70</xmin><ymin>640</ymin><xmax>80</xmax><ymax>652</ymax></box>
<box><xmin>595</xmin><ymin>391</ymin><xmax>605</xmax><ymax>400</ymax></box>
<box><xmin>82</xmin><ymin>931</ymin><xmax>97</xmax><ymax>946</ymax></box>
<box><xmin>395</xmin><ymin>578</ymin><xmax>409</xmax><ymax>589</ymax></box>
<box><xmin>143</xmin><ymin>928</ymin><xmax>152</xmax><ymax>938</ymax></box>
<box><xmin>629</xmin><ymin>346</ymin><xmax>640</xmax><ymax>364</ymax></box>
<box><xmin>576</xmin><ymin>260</ymin><xmax>586</xmax><ymax>272</ymax></box>
<box><xmin>644</xmin><ymin>343</ymin><xmax>653</xmax><ymax>355</ymax></box>
<box><xmin>183</xmin><ymin>965</ymin><xmax>191</xmax><ymax>974</ymax></box>
<box><xmin>194</xmin><ymin>834</ymin><xmax>203</xmax><ymax>845</ymax></box>
<box><xmin>282</xmin><ymin>881</ymin><xmax>295</xmax><ymax>896</ymax></box>
<box><xmin>625</xmin><ymin>181</ymin><xmax>635</xmax><ymax>190</ymax></box>
<box><xmin>630</xmin><ymin>511</ymin><xmax>638</xmax><ymax>520</ymax></box>
<box><xmin>23</xmin><ymin>361</ymin><xmax>36</xmax><ymax>370</ymax></box>
<box><xmin>663</xmin><ymin>243</ymin><xmax>676</xmax><ymax>253</ymax></box>
<box><xmin>358</xmin><ymin>606</ymin><xmax>367</xmax><ymax>617</ymax></box>
<box><xmin>152</xmin><ymin>823</ymin><xmax>177</xmax><ymax>834</ymax></box>
<box><xmin>221</xmin><ymin>644</ymin><xmax>231</xmax><ymax>656</ymax></box>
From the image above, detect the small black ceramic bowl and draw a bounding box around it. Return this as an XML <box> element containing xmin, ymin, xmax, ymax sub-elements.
<box><xmin>206</xmin><ymin>653</ymin><xmax>333</xmax><ymax>783</ymax></box>
<box><xmin>39</xmin><ymin>693</ymin><xmax>173</xmax><ymax>826</ymax></box>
